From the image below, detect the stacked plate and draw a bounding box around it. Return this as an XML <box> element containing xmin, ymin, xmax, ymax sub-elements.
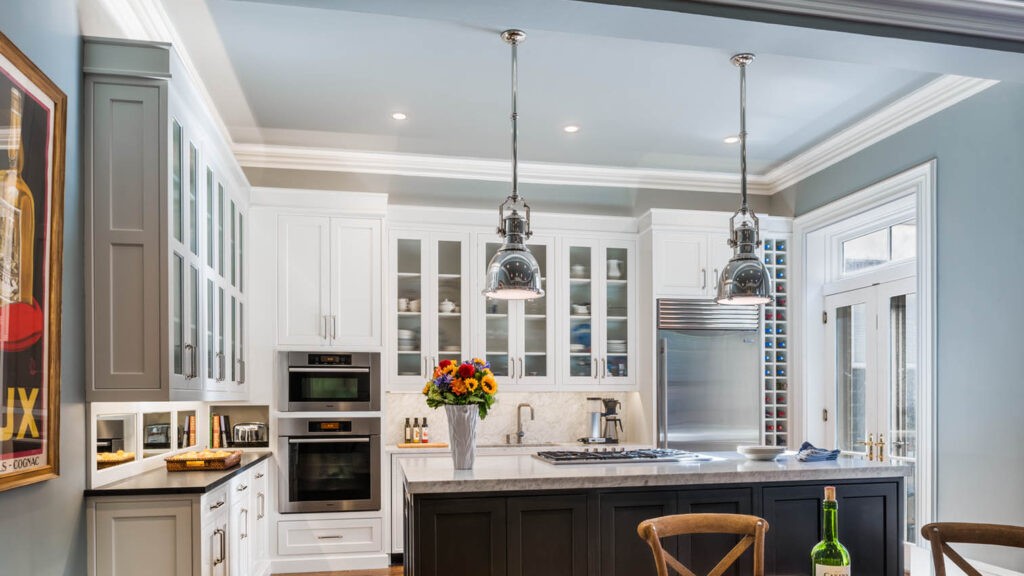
<box><xmin>398</xmin><ymin>329</ymin><xmax>417</xmax><ymax>351</ymax></box>
<box><xmin>608</xmin><ymin>340</ymin><xmax>627</xmax><ymax>353</ymax></box>
<box><xmin>737</xmin><ymin>445</ymin><xmax>785</xmax><ymax>461</ymax></box>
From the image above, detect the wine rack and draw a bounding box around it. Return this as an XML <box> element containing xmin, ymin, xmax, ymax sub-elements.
<box><xmin>762</xmin><ymin>237</ymin><xmax>789</xmax><ymax>448</ymax></box>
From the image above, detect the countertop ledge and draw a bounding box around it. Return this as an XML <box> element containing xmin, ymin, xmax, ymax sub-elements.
<box><xmin>85</xmin><ymin>452</ymin><xmax>272</xmax><ymax>497</ymax></box>
<box><xmin>401</xmin><ymin>452</ymin><xmax>912</xmax><ymax>495</ymax></box>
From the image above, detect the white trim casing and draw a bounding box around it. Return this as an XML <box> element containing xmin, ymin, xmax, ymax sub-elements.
<box><xmin>791</xmin><ymin>159</ymin><xmax>936</xmax><ymax>543</ymax></box>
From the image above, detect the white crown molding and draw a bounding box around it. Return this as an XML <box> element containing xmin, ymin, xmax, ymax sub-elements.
<box><xmin>690</xmin><ymin>0</ymin><xmax>1024</xmax><ymax>43</ymax></box>
<box><xmin>765</xmin><ymin>74</ymin><xmax>998</xmax><ymax>192</ymax></box>
<box><xmin>234</xmin><ymin>144</ymin><xmax>775</xmax><ymax>195</ymax></box>
<box><xmin>235</xmin><ymin>73</ymin><xmax>996</xmax><ymax>195</ymax></box>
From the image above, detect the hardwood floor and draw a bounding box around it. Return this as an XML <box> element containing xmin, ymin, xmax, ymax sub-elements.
<box><xmin>274</xmin><ymin>567</ymin><xmax>404</xmax><ymax>576</ymax></box>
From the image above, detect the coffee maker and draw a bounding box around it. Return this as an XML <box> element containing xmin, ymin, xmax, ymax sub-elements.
<box><xmin>601</xmin><ymin>398</ymin><xmax>623</xmax><ymax>443</ymax></box>
<box><xmin>581</xmin><ymin>397</ymin><xmax>606</xmax><ymax>444</ymax></box>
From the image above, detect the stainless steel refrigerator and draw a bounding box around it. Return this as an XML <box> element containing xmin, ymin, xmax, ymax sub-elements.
<box><xmin>657</xmin><ymin>299</ymin><xmax>762</xmax><ymax>451</ymax></box>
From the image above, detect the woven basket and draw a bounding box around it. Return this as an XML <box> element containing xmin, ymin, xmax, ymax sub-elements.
<box><xmin>165</xmin><ymin>450</ymin><xmax>241</xmax><ymax>472</ymax></box>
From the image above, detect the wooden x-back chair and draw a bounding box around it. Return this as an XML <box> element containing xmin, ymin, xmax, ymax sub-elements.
<box><xmin>637</xmin><ymin>513</ymin><xmax>769</xmax><ymax>576</ymax></box>
<box><xmin>921</xmin><ymin>522</ymin><xmax>1024</xmax><ymax>576</ymax></box>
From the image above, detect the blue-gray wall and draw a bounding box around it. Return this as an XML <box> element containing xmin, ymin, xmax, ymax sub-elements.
<box><xmin>775</xmin><ymin>81</ymin><xmax>1024</xmax><ymax>570</ymax></box>
<box><xmin>0</xmin><ymin>2</ymin><xmax>84</xmax><ymax>575</ymax></box>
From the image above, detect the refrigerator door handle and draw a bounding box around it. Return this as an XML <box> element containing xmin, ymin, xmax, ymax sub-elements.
<box><xmin>658</xmin><ymin>338</ymin><xmax>669</xmax><ymax>449</ymax></box>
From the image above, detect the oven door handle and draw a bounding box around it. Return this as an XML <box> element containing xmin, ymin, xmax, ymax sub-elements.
<box><xmin>287</xmin><ymin>437</ymin><xmax>371</xmax><ymax>444</ymax></box>
<box><xmin>288</xmin><ymin>367</ymin><xmax>370</xmax><ymax>374</ymax></box>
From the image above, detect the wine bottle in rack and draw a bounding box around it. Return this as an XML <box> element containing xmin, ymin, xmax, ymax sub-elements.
<box><xmin>811</xmin><ymin>486</ymin><xmax>851</xmax><ymax>576</ymax></box>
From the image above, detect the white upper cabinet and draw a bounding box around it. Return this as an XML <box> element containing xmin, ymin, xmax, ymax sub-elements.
<box><xmin>277</xmin><ymin>214</ymin><xmax>383</xmax><ymax>348</ymax></box>
<box><xmin>389</xmin><ymin>231</ymin><xmax>472</xmax><ymax>385</ymax></box>
<box><xmin>85</xmin><ymin>38</ymin><xmax>249</xmax><ymax>402</ymax></box>
<box><xmin>560</xmin><ymin>237</ymin><xmax>636</xmax><ymax>388</ymax></box>
<box><xmin>476</xmin><ymin>234</ymin><xmax>555</xmax><ymax>388</ymax></box>
<box><xmin>652</xmin><ymin>231</ymin><xmax>710</xmax><ymax>297</ymax></box>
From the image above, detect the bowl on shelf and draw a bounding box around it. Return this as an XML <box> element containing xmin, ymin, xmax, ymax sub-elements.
<box><xmin>397</xmin><ymin>329</ymin><xmax>415</xmax><ymax>339</ymax></box>
<box><xmin>409</xmin><ymin>299</ymin><xmax>421</xmax><ymax>312</ymax></box>
<box><xmin>439</xmin><ymin>299</ymin><xmax>456</xmax><ymax>313</ymax></box>
<box><xmin>571</xmin><ymin>304</ymin><xmax>590</xmax><ymax>315</ymax></box>
<box><xmin>737</xmin><ymin>445</ymin><xmax>785</xmax><ymax>461</ymax></box>
<box><xmin>570</xmin><ymin>264</ymin><xmax>587</xmax><ymax>278</ymax></box>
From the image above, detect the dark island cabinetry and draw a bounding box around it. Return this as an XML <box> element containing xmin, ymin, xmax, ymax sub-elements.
<box><xmin>407</xmin><ymin>479</ymin><xmax>902</xmax><ymax>576</ymax></box>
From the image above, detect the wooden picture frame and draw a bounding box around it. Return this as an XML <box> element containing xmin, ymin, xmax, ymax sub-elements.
<box><xmin>0</xmin><ymin>30</ymin><xmax>66</xmax><ymax>492</ymax></box>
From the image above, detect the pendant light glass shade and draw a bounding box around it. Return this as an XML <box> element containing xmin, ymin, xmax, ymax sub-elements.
<box><xmin>716</xmin><ymin>53</ymin><xmax>772</xmax><ymax>306</ymax></box>
<box><xmin>483</xmin><ymin>29</ymin><xmax>544</xmax><ymax>300</ymax></box>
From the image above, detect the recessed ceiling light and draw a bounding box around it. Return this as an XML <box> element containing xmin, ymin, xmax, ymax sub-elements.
<box><xmin>391</xmin><ymin>112</ymin><xmax>407</xmax><ymax>120</ymax></box>
<box><xmin>723</xmin><ymin>135</ymin><xmax>740</xmax><ymax>144</ymax></box>
<box><xmin>563</xmin><ymin>125</ymin><xmax>580</xmax><ymax>133</ymax></box>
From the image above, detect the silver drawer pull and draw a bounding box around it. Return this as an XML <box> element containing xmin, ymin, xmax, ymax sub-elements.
<box><xmin>317</xmin><ymin>534</ymin><xmax>343</xmax><ymax>540</ymax></box>
<box><xmin>209</xmin><ymin>500</ymin><xmax>225</xmax><ymax>510</ymax></box>
<box><xmin>255</xmin><ymin>472</ymin><xmax>264</xmax><ymax>479</ymax></box>
<box><xmin>236</xmin><ymin>483</ymin><xmax>248</xmax><ymax>492</ymax></box>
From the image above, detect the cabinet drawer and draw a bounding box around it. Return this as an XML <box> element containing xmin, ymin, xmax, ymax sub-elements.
<box><xmin>278</xmin><ymin>518</ymin><xmax>382</xmax><ymax>556</ymax></box>
<box><xmin>230</xmin><ymin>471</ymin><xmax>252</xmax><ymax>504</ymax></box>
<box><xmin>202</xmin><ymin>485</ymin><xmax>229</xmax><ymax>519</ymax></box>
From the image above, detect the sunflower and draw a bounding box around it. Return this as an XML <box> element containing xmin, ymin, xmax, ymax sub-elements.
<box><xmin>443</xmin><ymin>363</ymin><xmax>458</xmax><ymax>376</ymax></box>
<box><xmin>451</xmin><ymin>378</ymin><xmax>468</xmax><ymax>396</ymax></box>
<box><xmin>481</xmin><ymin>378</ymin><xmax>497</xmax><ymax>395</ymax></box>
<box><xmin>422</xmin><ymin>381</ymin><xmax>432</xmax><ymax>395</ymax></box>
<box><xmin>464</xmin><ymin>378</ymin><xmax>479</xmax><ymax>392</ymax></box>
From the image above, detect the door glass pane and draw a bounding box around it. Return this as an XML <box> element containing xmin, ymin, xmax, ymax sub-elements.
<box><xmin>238</xmin><ymin>213</ymin><xmax>244</xmax><ymax>293</ymax></box>
<box><xmin>239</xmin><ymin>302</ymin><xmax>244</xmax><ymax>376</ymax></box>
<box><xmin>229</xmin><ymin>296</ymin><xmax>236</xmax><ymax>382</ymax></box>
<box><xmin>207</xmin><ymin>279</ymin><xmax>215</xmax><ymax>378</ymax></box>
<box><xmin>842</xmin><ymin>229</ymin><xmax>888</xmax><ymax>273</ymax></box>
<box><xmin>218</xmin><ymin>286</ymin><xmax>225</xmax><ymax>378</ymax></box>
<box><xmin>437</xmin><ymin>240</ymin><xmax>462</xmax><ymax>364</ymax></box>
<box><xmin>568</xmin><ymin>245</ymin><xmax>593</xmax><ymax>378</ymax></box>
<box><xmin>173</xmin><ymin>254</ymin><xmax>183</xmax><ymax>375</ymax></box>
<box><xmin>891</xmin><ymin>221</ymin><xmax>917</xmax><ymax>262</ymax></box>
<box><xmin>217</xmin><ymin>184</ymin><xmax>225</xmax><ymax>276</ymax></box>
<box><xmin>396</xmin><ymin>239</ymin><xmax>423</xmax><ymax>376</ymax></box>
<box><xmin>484</xmin><ymin>242</ymin><xmax>510</xmax><ymax>378</ymax></box>
<box><xmin>606</xmin><ymin>246</ymin><xmax>628</xmax><ymax>377</ymax></box>
<box><xmin>206</xmin><ymin>168</ymin><xmax>214</xmax><ymax>267</ymax></box>
<box><xmin>188</xmin><ymin>265</ymin><xmax>199</xmax><ymax>366</ymax></box>
<box><xmin>188</xmin><ymin>143</ymin><xmax>198</xmax><ymax>255</ymax></box>
<box><xmin>172</xmin><ymin>121</ymin><xmax>182</xmax><ymax>242</ymax></box>
<box><xmin>889</xmin><ymin>293</ymin><xmax>918</xmax><ymax>541</ymax></box>
<box><xmin>835</xmin><ymin>303</ymin><xmax>867</xmax><ymax>452</ymax></box>
<box><xmin>523</xmin><ymin>241</ymin><xmax>547</xmax><ymax>378</ymax></box>
<box><xmin>230</xmin><ymin>201</ymin><xmax>237</xmax><ymax>287</ymax></box>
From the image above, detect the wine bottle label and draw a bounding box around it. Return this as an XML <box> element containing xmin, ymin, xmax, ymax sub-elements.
<box><xmin>815</xmin><ymin>564</ymin><xmax>850</xmax><ymax>576</ymax></box>
<box><xmin>0</xmin><ymin>193</ymin><xmax>21</xmax><ymax>303</ymax></box>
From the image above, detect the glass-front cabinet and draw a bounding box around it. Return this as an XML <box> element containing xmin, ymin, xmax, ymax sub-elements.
<box><xmin>477</xmin><ymin>235</ymin><xmax>555</xmax><ymax>387</ymax></box>
<box><xmin>561</xmin><ymin>238</ymin><xmax>635</xmax><ymax>387</ymax></box>
<box><xmin>390</xmin><ymin>231</ymin><xmax>471</xmax><ymax>385</ymax></box>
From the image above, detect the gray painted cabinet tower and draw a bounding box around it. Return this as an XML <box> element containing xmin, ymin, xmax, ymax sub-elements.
<box><xmin>84</xmin><ymin>38</ymin><xmax>250</xmax><ymax>402</ymax></box>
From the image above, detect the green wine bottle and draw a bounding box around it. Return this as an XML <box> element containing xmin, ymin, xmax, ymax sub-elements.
<box><xmin>811</xmin><ymin>486</ymin><xmax>851</xmax><ymax>576</ymax></box>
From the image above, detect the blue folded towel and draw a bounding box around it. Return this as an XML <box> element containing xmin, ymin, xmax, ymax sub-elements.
<box><xmin>796</xmin><ymin>441</ymin><xmax>840</xmax><ymax>462</ymax></box>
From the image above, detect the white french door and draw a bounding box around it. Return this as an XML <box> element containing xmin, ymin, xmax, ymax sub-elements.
<box><xmin>824</xmin><ymin>276</ymin><xmax>918</xmax><ymax>541</ymax></box>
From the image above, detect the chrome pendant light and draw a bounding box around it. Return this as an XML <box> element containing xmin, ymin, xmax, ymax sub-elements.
<box><xmin>716</xmin><ymin>53</ymin><xmax>772</xmax><ymax>306</ymax></box>
<box><xmin>482</xmin><ymin>29</ymin><xmax>544</xmax><ymax>300</ymax></box>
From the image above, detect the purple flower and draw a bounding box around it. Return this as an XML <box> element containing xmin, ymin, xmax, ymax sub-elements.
<box><xmin>434</xmin><ymin>373</ymin><xmax>453</xmax><ymax>392</ymax></box>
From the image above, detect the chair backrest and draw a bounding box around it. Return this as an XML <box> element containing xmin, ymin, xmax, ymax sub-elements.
<box><xmin>637</xmin><ymin>513</ymin><xmax>769</xmax><ymax>576</ymax></box>
<box><xmin>921</xmin><ymin>522</ymin><xmax>1024</xmax><ymax>576</ymax></box>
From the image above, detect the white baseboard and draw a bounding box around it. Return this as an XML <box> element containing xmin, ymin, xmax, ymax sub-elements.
<box><xmin>269</xmin><ymin>553</ymin><xmax>390</xmax><ymax>573</ymax></box>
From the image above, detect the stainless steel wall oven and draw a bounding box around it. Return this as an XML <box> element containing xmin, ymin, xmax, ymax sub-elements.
<box><xmin>277</xmin><ymin>417</ymin><xmax>381</xmax><ymax>513</ymax></box>
<box><xmin>284</xmin><ymin>351</ymin><xmax>381</xmax><ymax>412</ymax></box>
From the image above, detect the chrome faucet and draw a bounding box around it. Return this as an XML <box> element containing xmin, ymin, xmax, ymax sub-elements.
<box><xmin>516</xmin><ymin>403</ymin><xmax>534</xmax><ymax>444</ymax></box>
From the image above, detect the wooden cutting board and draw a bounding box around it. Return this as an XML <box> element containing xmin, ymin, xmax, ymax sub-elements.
<box><xmin>397</xmin><ymin>442</ymin><xmax>449</xmax><ymax>449</ymax></box>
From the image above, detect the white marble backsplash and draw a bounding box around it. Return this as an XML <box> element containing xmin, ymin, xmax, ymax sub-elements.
<box><xmin>384</xmin><ymin>391</ymin><xmax>639</xmax><ymax>446</ymax></box>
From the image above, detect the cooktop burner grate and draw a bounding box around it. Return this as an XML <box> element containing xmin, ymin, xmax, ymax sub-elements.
<box><xmin>533</xmin><ymin>448</ymin><xmax>699</xmax><ymax>465</ymax></box>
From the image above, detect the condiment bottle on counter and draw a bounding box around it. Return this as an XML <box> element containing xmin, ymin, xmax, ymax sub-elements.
<box><xmin>404</xmin><ymin>418</ymin><xmax>413</xmax><ymax>443</ymax></box>
<box><xmin>421</xmin><ymin>418</ymin><xmax>429</xmax><ymax>443</ymax></box>
<box><xmin>413</xmin><ymin>417</ymin><xmax>421</xmax><ymax>443</ymax></box>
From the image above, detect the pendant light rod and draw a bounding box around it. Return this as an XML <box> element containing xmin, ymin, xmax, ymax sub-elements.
<box><xmin>732</xmin><ymin>52</ymin><xmax>754</xmax><ymax>213</ymax></box>
<box><xmin>503</xmin><ymin>29</ymin><xmax>525</xmax><ymax>203</ymax></box>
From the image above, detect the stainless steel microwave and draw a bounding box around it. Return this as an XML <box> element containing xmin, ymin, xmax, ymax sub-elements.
<box><xmin>284</xmin><ymin>352</ymin><xmax>381</xmax><ymax>412</ymax></box>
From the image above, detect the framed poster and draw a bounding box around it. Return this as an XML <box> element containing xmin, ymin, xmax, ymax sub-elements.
<box><xmin>0</xmin><ymin>30</ymin><xmax>66</xmax><ymax>492</ymax></box>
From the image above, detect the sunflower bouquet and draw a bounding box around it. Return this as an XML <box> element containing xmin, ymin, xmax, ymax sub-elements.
<box><xmin>423</xmin><ymin>358</ymin><xmax>498</xmax><ymax>419</ymax></box>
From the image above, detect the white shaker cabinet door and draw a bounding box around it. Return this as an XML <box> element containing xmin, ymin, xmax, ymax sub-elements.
<box><xmin>653</xmin><ymin>232</ymin><xmax>709</xmax><ymax>297</ymax></box>
<box><xmin>707</xmin><ymin>232</ymin><xmax>734</xmax><ymax>297</ymax></box>
<box><xmin>329</xmin><ymin>217</ymin><xmax>383</xmax><ymax>347</ymax></box>
<box><xmin>277</xmin><ymin>214</ymin><xmax>331</xmax><ymax>346</ymax></box>
<box><xmin>90</xmin><ymin>498</ymin><xmax>194</xmax><ymax>576</ymax></box>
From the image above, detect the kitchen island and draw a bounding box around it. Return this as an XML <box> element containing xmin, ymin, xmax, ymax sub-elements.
<box><xmin>401</xmin><ymin>451</ymin><xmax>910</xmax><ymax>576</ymax></box>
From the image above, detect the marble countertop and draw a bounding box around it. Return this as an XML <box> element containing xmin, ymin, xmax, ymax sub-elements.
<box><xmin>85</xmin><ymin>452</ymin><xmax>271</xmax><ymax>497</ymax></box>
<box><xmin>386</xmin><ymin>442</ymin><xmax>650</xmax><ymax>454</ymax></box>
<box><xmin>400</xmin><ymin>451</ymin><xmax>912</xmax><ymax>494</ymax></box>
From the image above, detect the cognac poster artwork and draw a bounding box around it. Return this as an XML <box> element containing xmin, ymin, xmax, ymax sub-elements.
<box><xmin>0</xmin><ymin>31</ymin><xmax>65</xmax><ymax>492</ymax></box>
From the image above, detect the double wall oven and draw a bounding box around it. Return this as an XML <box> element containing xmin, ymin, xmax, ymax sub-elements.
<box><xmin>278</xmin><ymin>351</ymin><xmax>382</xmax><ymax>514</ymax></box>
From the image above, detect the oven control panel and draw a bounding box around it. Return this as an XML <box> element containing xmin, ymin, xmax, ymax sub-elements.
<box><xmin>307</xmin><ymin>420</ymin><xmax>354</xmax><ymax>433</ymax></box>
<box><xmin>307</xmin><ymin>353</ymin><xmax>352</xmax><ymax>365</ymax></box>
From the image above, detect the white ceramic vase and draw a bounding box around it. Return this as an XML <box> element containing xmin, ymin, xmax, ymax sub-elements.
<box><xmin>445</xmin><ymin>404</ymin><xmax>478</xmax><ymax>470</ymax></box>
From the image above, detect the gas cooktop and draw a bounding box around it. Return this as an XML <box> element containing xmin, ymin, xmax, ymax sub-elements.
<box><xmin>533</xmin><ymin>448</ymin><xmax>704</xmax><ymax>465</ymax></box>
